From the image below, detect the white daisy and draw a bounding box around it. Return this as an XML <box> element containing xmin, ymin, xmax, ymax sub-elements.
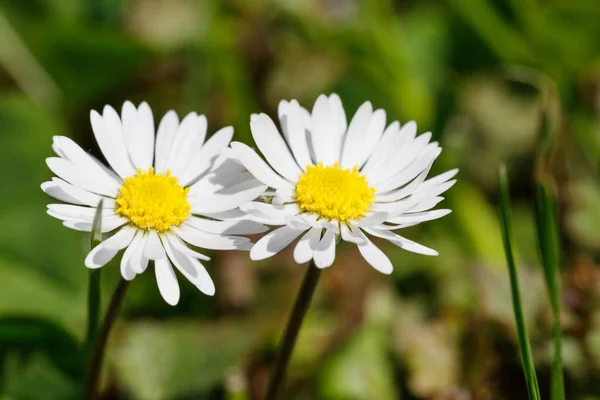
<box><xmin>42</xmin><ymin>101</ymin><xmax>268</xmax><ymax>305</ymax></box>
<box><xmin>230</xmin><ymin>94</ymin><xmax>457</xmax><ymax>273</ymax></box>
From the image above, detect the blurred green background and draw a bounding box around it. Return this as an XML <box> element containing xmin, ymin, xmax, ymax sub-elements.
<box><xmin>0</xmin><ymin>0</ymin><xmax>600</xmax><ymax>399</ymax></box>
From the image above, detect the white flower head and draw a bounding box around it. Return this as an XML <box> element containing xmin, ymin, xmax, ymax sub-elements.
<box><xmin>43</xmin><ymin>101</ymin><xmax>268</xmax><ymax>305</ymax></box>
<box><xmin>231</xmin><ymin>94</ymin><xmax>457</xmax><ymax>273</ymax></box>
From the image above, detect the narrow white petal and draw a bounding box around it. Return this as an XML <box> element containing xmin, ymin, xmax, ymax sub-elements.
<box><xmin>165</xmin><ymin>233</ymin><xmax>211</xmax><ymax>261</ymax></box>
<box><xmin>374</xmin><ymin>145</ymin><xmax>441</xmax><ymax>193</ymax></box>
<box><xmin>185</xmin><ymin>217</ymin><xmax>268</xmax><ymax>235</ymax></box>
<box><xmin>354</xmin><ymin>228</ymin><xmax>393</xmax><ymax>274</ymax></box>
<box><xmin>191</xmin><ymin>179</ymin><xmax>267</xmax><ymax>214</ymax></box>
<box><xmin>310</xmin><ymin>95</ymin><xmax>338</xmax><ymax>165</ymax></box>
<box><xmin>155</xmin><ymin>257</ymin><xmax>180</xmax><ymax>306</ymax></box>
<box><xmin>281</xmin><ymin>100</ymin><xmax>313</xmax><ymax>171</ymax></box>
<box><xmin>154</xmin><ymin>111</ymin><xmax>179</xmax><ymax>174</ymax></box>
<box><xmin>49</xmin><ymin>136</ymin><xmax>121</xmax><ymax>194</ymax></box>
<box><xmin>340</xmin><ymin>223</ymin><xmax>365</xmax><ymax>244</ymax></box>
<box><xmin>250</xmin><ymin>113</ymin><xmax>302</xmax><ymax>181</ymax></box>
<box><xmin>374</xmin><ymin>165</ymin><xmax>432</xmax><ymax>203</ymax></box>
<box><xmin>362</xmin><ymin>121</ymin><xmax>416</xmax><ymax>182</ymax></box>
<box><xmin>43</xmin><ymin>178</ymin><xmax>115</xmax><ymax>208</ymax></box>
<box><xmin>179</xmin><ymin>126</ymin><xmax>234</xmax><ymax>186</ymax></box>
<box><xmin>171</xmin><ymin>115</ymin><xmax>208</xmax><ymax>177</ymax></box>
<box><xmin>386</xmin><ymin>209</ymin><xmax>452</xmax><ymax>225</ymax></box>
<box><xmin>352</xmin><ymin>108</ymin><xmax>386</xmax><ymax>168</ymax></box>
<box><xmin>164</xmin><ymin>112</ymin><xmax>198</xmax><ymax>170</ymax></box>
<box><xmin>91</xmin><ymin>108</ymin><xmax>136</xmax><ymax>178</ymax></box>
<box><xmin>361</xmin><ymin>120</ymin><xmax>399</xmax><ymax>177</ymax></box>
<box><xmin>122</xmin><ymin>101</ymin><xmax>155</xmax><ymax>170</ymax></box>
<box><xmin>175</xmin><ymin>224</ymin><xmax>252</xmax><ymax>250</ymax></box>
<box><xmin>230</xmin><ymin>142</ymin><xmax>294</xmax><ymax>190</ymax></box>
<box><xmin>313</xmin><ymin>228</ymin><xmax>336</xmax><ymax>268</ymax></box>
<box><xmin>162</xmin><ymin>236</ymin><xmax>215</xmax><ymax>295</ymax></box>
<box><xmin>364</xmin><ymin>227</ymin><xmax>438</xmax><ymax>256</ymax></box>
<box><xmin>340</xmin><ymin>101</ymin><xmax>373</xmax><ymax>168</ymax></box>
<box><xmin>84</xmin><ymin>226</ymin><xmax>136</xmax><ymax>269</ymax></box>
<box><xmin>144</xmin><ymin>230</ymin><xmax>165</xmax><ymax>260</ymax></box>
<box><xmin>62</xmin><ymin>215</ymin><xmax>126</xmax><ymax>233</ymax></box>
<box><xmin>121</xmin><ymin>232</ymin><xmax>146</xmax><ymax>278</ymax></box>
<box><xmin>293</xmin><ymin>226</ymin><xmax>322</xmax><ymax>264</ymax></box>
<box><xmin>250</xmin><ymin>225</ymin><xmax>304</xmax><ymax>260</ymax></box>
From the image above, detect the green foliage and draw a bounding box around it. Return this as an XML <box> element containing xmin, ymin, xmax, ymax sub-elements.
<box><xmin>0</xmin><ymin>0</ymin><xmax>598</xmax><ymax>398</ymax></box>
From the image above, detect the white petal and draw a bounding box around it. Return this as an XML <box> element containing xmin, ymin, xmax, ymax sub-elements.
<box><xmin>369</xmin><ymin>129</ymin><xmax>432</xmax><ymax>186</ymax></box>
<box><xmin>374</xmin><ymin>145</ymin><xmax>441</xmax><ymax>193</ymax></box>
<box><xmin>313</xmin><ymin>228</ymin><xmax>336</xmax><ymax>268</ymax></box>
<box><xmin>250</xmin><ymin>113</ymin><xmax>302</xmax><ymax>181</ymax></box>
<box><xmin>62</xmin><ymin>215</ymin><xmax>126</xmax><ymax>233</ymax></box>
<box><xmin>340</xmin><ymin>101</ymin><xmax>373</xmax><ymax>168</ymax></box>
<box><xmin>363</xmin><ymin>228</ymin><xmax>438</xmax><ymax>256</ymax></box>
<box><xmin>154</xmin><ymin>110</ymin><xmax>179</xmax><ymax>174</ymax></box>
<box><xmin>162</xmin><ymin>235</ymin><xmax>215</xmax><ymax>295</ymax></box>
<box><xmin>122</xmin><ymin>101</ymin><xmax>155</xmax><ymax>170</ymax></box>
<box><xmin>144</xmin><ymin>230</ymin><xmax>165</xmax><ymax>260</ymax></box>
<box><xmin>239</xmin><ymin>202</ymin><xmax>299</xmax><ymax>225</ymax></box>
<box><xmin>191</xmin><ymin>178</ymin><xmax>267</xmax><ymax>214</ymax></box>
<box><xmin>165</xmin><ymin>233</ymin><xmax>211</xmax><ymax>261</ymax></box>
<box><xmin>250</xmin><ymin>225</ymin><xmax>305</xmax><ymax>260</ymax></box>
<box><xmin>84</xmin><ymin>226</ymin><xmax>136</xmax><ymax>269</ymax></box>
<box><xmin>49</xmin><ymin>136</ymin><xmax>121</xmax><ymax>194</ymax></box>
<box><xmin>293</xmin><ymin>226</ymin><xmax>322</xmax><ymax>264</ymax></box>
<box><xmin>310</xmin><ymin>95</ymin><xmax>339</xmax><ymax>165</ymax></box>
<box><xmin>340</xmin><ymin>223</ymin><xmax>365</xmax><ymax>244</ymax></box>
<box><xmin>43</xmin><ymin>178</ymin><xmax>115</xmax><ymax>208</ymax></box>
<box><xmin>170</xmin><ymin>115</ymin><xmax>208</xmax><ymax>178</ymax></box>
<box><xmin>362</xmin><ymin>121</ymin><xmax>416</xmax><ymax>182</ymax></box>
<box><xmin>281</xmin><ymin>100</ymin><xmax>313</xmax><ymax>171</ymax></box>
<box><xmin>347</xmin><ymin>108</ymin><xmax>386</xmax><ymax>168</ymax></box>
<box><xmin>175</xmin><ymin>224</ymin><xmax>252</xmax><ymax>250</ymax></box>
<box><xmin>354</xmin><ymin>228</ymin><xmax>393</xmax><ymax>274</ymax></box>
<box><xmin>185</xmin><ymin>217</ymin><xmax>268</xmax><ymax>235</ymax></box>
<box><xmin>91</xmin><ymin>108</ymin><xmax>136</xmax><ymax>179</ymax></box>
<box><xmin>47</xmin><ymin>204</ymin><xmax>116</xmax><ymax>221</ymax></box>
<box><xmin>164</xmin><ymin>112</ymin><xmax>198</xmax><ymax>170</ymax></box>
<box><xmin>361</xmin><ymin>121</ymin><xmax>399</xmax><ymax>177</ymax></box>
<box><xmin>179</xmin><ymin>126</ymin><xmax>234</xmax><ymax>186</ymax></box>
<box><xmin>230</xmin><ymin>142</ymin><xmax>294</xmax><ymax>190</ymax></box>
<box><xmin>354</xmin><ymin>212</ymin><xmax>390</xmax><ymax>227</ymax></box>
<box><xmin>386</xmin><ymin>209</ymin><xmax>452</xmax><ymax>225</ymax></box>
<box><xmin>121</xmin><ymin>231</ymin><xmax>147</xmax><ymax>278</ymax></box>
<box><xmin>374</xmin><ymin>165</ymin><xmax>432</xmax><ymax>203</ymax></box>
<box><xmin>155</xmin><ymin>257</ymin><xmax>180</xmax><ymax>306</ymax></box>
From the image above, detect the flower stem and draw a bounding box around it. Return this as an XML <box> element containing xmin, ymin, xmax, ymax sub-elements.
<box><xmin>85</xmin><ymin>200</ymin><xmax>104</xmax><ymax>355</ymax></box>
<box><xmin>264</xmin><ymin>261</ymin><xmax>321</xmax><ymax>400</ymax></box>
<box><xmin>85</xmin><ymin>278</ymin><xmax>129</xmax><ymax>400</ymax></box>
<box><xmin>84</xmin><ymin>269</ymin><xmax>102</xmax><ymax>354</ymax></box>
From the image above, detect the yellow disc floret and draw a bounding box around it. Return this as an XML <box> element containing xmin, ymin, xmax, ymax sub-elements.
<box><xmin>295</xmin><ymin>162</ymin><xmax>376</xmax><ymax>222</ymax></box>
<box><xmin>116</xmin><ymin>168</ymin><xmax>191</xmax><ymax>232</ymax></box>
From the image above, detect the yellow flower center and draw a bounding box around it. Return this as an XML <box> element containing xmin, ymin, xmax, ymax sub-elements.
<box><xmin>116</xmin><ymin>168</ymin><xmax>191</xmax><ymax>232</ymax></box>
<box><xmin>295</xmin><ymin>162</ymin><xmax>376</xmax><ymax>222</ymax></box>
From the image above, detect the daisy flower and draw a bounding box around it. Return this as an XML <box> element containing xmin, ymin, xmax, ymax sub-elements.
<box><xmin>230</xmin><ymin>94</ymin><xmax>457</xmax><ymax>273</ymax></box>
<box><xmin>42</xmin><ymin>102</ymin><xmax>268</xmax><ymax>305</ymax></box>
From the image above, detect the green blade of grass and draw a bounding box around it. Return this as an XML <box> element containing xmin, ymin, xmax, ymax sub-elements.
<box><xmin>535</xmin><ymin>179</ymin><xmax>565</xmax><ymax>400</ymax></box>
<box><xmin>497</xmin><ymin>165</ymin><xmax>541</xmax><ymax>400</ymax></box>
<box><xmin>85</xmin><ymin>200</ymin><xmax>103</xmax><ymax>355</ymax></box>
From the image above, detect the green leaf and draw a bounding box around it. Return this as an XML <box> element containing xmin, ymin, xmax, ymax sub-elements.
<box><xmin>497</xmin><ymin>165</ymin><xmax>541</xmax><ymax>400</ymax></box>
<box><xmin>535</xmin><ymin>179</ymin><xmax>565</xmax><ymax>400</ymax></box>
<box><xmin>0</xmin><ymin>317</ymin><xmax>83</xmax><ymax>380</ymax></box>
<box><xmin>110</xmin><ymin>320</ymin><xmax>258</xmax><ymax>400</ymax></box>
<box><xmin>319</xmin><ymin>325</ymin><xmax>399</xmax><ymax>400</ymax></box>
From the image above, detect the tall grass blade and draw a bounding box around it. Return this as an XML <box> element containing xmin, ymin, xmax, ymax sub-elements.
<box><xmin>497</xmin><ymin>165</ymin><xmax>541</xmax><ymax>400</ymax></box>
<box><xmin>535</xmin><ymin>180</ymin><xmax>565</xmax><ymax>400</ymax></box>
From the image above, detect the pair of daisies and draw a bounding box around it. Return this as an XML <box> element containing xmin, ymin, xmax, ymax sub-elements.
<box><xmin>43</xmin><ymin>94</ymin><xmax>456</xmax><ymax>305</ymax></box>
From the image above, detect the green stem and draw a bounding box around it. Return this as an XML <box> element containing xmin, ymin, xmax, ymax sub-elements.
<box><xmin>264</xmin><ymin>261</ymin><xmax>321</xmax><ymax>400</ymax></box>
<box><xmin>85</xmin><ymin>201</ymin><xmax>104</xmax><ymax>355</ymax></box>
<box><xmin>84</xmin><ymin>278</ymin><xmax>129</xmax><ymax>400</ymax></box>
<box><xmin>85</xmin><ymin>270</ymin><xmax>102</xmax><ymax>354</ymax></box>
